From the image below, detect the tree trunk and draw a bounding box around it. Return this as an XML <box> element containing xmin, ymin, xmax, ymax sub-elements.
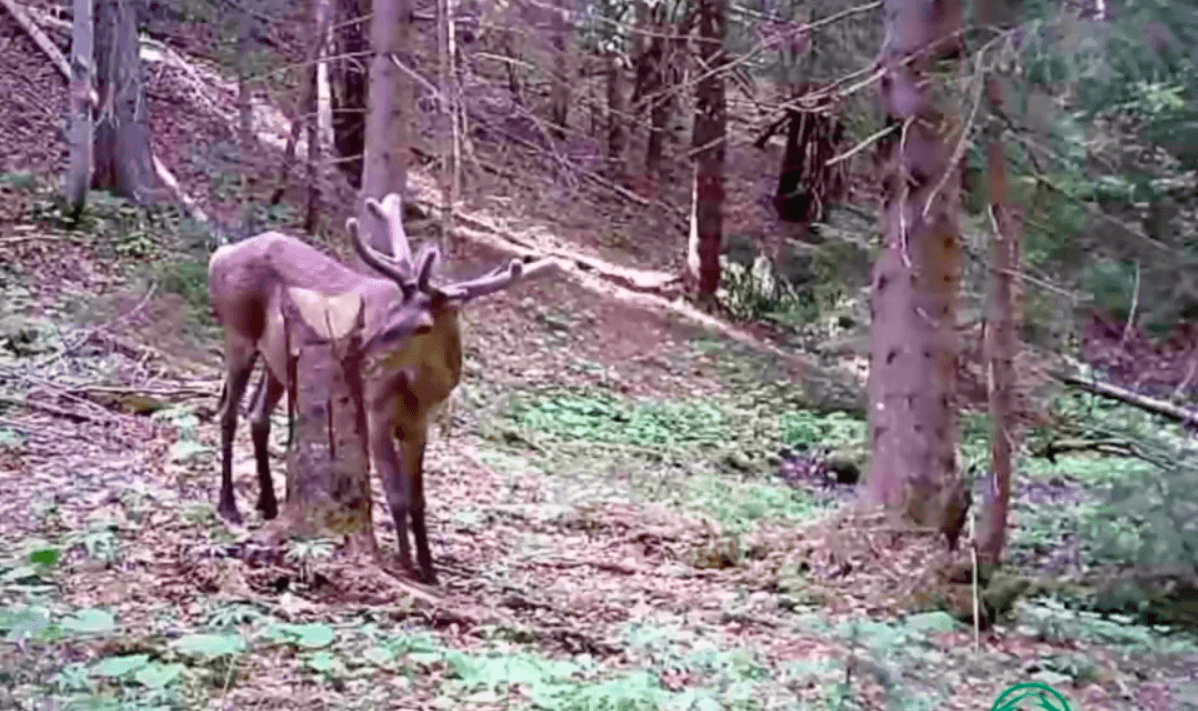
<box><xmin>549</xmin><ymin>0</ymin><xmax>570</xmax><ymax>139</ymax></box>
<box><xmin>331</xmin><ymin>0</ymin><xmax>369</xmax><ymax>189</ymax></box>
<box><xmin>865</xmin><ymin>0</ymin><xmax>968</xmax><ymax>550</ymax></box>
<box><xmin>690</xmin><ymin>0</ymin><xmax>726</xmax><ymax>300</ymax></box>
<box><xmin>93</xmin><ymin>0</ymin><xmax>154</xmax><ymax>204</ymax></box>
<box><xmin>633</xmin><ymin>1</ymin><xmax>668</xmax><ymax>174</ymax></box>
<box><xmin>605</xmin><ymin>51</ymin><xmax>626</xmax><ymax>179</ymax></box>
<box><xmin>236</xmin><ymin>8</ymin><xmax>256</xmax><ymax>236</ymax></box>
<box><xmin>64</xmin><ymin>0</ymin><xmax>94</xmax><ymax>219</ymax></box>
<box><xmin>977</xmin><ymin>0</ymin><xmax>1023</xmax><ymax>569</ymax></box>
<box><xmin>357</xmin><ymin>0</ymin><xmax>415</xmax><ymax>256</ymax></box>
<box><xmin>269</xmin><ymin>0</ymin><xmax>329</xmax><ymax>213</ymax></box>
<box><xmin>276</xmin><ymin>287</ymin><xmax>377</xmax><ymax>555</ymax></box>
<box><xmin>304</xmin><ymin>58</ymin><xmax>322</xmax><ymax>234</ymax></box>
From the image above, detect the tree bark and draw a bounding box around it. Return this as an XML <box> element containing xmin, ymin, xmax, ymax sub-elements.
<box><xmin>64</xmin><ymin>0</ymin><xmax>94</xmax><ymax>219</ymax></box>
<box><xmin>269</xmin><ymin>0</ymin><xmax>330</xmax><ymax>213</ymax></box>
<box><xmin>977</xmin><ymin>0</ymin><xmax>1023</xmax><ymax>567</ymax></box>
<box><xmin>865</xmin><ymin>0</ymin><xmax>968</xmax><ymax>550</ymax></box>
<box><xmin>690</xmin><ymin>0</ymin><xmax>726</xmax><ymax>300</ymax></box>
<box><xmin>331</xmin><ymin>0</ymin><xmax>369</xmax><ymax>188</ymax></box>
<box><xmin>605</xmin><ymin>51</ymin><xmax>626</xmax><ymax>180</ymax></box>
<box><xmin>93</xmin><ymin>0</ymin><xmax>155</xmax><ymax>204</ymax></box>
<box><xmin>236</xmin><ymin>7</ymin><xmax>256</xmax><ymax>236</ymax></box>
<box><xmin>357</xmin><ymin>0</ymin><xmax>415</xmax><ymax>255</ymax></box>
<box><xmin>276</xmin><ymin>287</ymin><xmax>378</xmax><ymax>556</ymax></box>
<box><xmin>549</xmin><ymin>0</ymin><xmax>571</xmax><ymax>140</ymax></box>
<box><xmin>633</xmin><ymin>1</ymin><xmax>668</xmax><ymax>174</ymax></box>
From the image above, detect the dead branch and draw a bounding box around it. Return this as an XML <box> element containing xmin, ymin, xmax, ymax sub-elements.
<box><xmin>1056</xmin><ymin>371</ymin><xmax>1198</xmax><ymax>428</ymax></box>
<box><xmin>1030</xmin><ymin>438</ymin><xmax>1142</xmax><ymax>462</ymax></box>
<box><xmin>0</xmin><ymin>234</ymin><xmax>88</xmax><ymax>245</ymax></box>
<box><xmin>0</xmin><ymin>393</ymin><xmax>100</xmax><ymax>423</ymax></box>
<box><xmin>414</xmin><ymin>200</ymin><xmax>682</xmax><ymax>296</ymax></box>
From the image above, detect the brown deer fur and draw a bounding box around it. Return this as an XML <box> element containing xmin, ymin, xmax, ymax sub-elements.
<box><xmin>210</xmin><ymin>194</ymin><xmax>557</xmax><ymax>583</ymax></box>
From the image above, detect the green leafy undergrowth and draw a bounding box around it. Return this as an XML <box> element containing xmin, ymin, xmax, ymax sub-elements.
<box><xmin>501</xmin><ymin>386</ymin><xmax>842</xmax><ymax>535</ymax></box>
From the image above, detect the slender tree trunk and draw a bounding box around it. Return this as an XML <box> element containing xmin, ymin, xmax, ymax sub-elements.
<box><xmin>65</xmin><ymin>0</ymin><xmax>94</xmax><ymax>219</ymax></box>
<box><xmin>236</xmin><ymin>9</ymin><xmax>256</xmax><ymax>236</ymax></box>
<box><xmin>357</xmin><ymin>0</ymin><xmax>415</xmax><ymax>255</ymax></box>
<box><xmin>690</xmin><ymin>0</ymin><xmax>726</xmax><ymax>300</ymax></box>
<box><xmin>270</xmin><ymin>0</ymin><xmax>329</xmax><ymax>211</ymax></box>
<box><xmin>549</xmin><ymin>0</ymin><xmax>570</xmax><ymax>139</ymax></box>
<box><xmin>93</xmin><ymin>0</ymin><xmax>154</xmax><ymax>204</ymax></box>
<box><xmin>865</xmin><ymin>0</ymin><xmax>969</xmax><ymax>550</ymax></box>
<box><xmin>606</xmin><ymin>51</ymin><xmax>626</xmax><ymax>180</ymax></box>
<box><xmin>635</xmin><ymin>2</ymin><xmax>668</xmax><ymax>174</ymax></box>
<box><xmin>331</xmin><ymin>0</ymin><xmax>369</xmax><ymax>188</ymax></box>
<box><xmin>305</xmin><ymin>60</ymin><xmax>322</xmax><ymax>233</ymax></box>
<box><xmin>978</xmin><ymin>0</ymin><xmax>1023</xmax><ymax>566</ymax></box>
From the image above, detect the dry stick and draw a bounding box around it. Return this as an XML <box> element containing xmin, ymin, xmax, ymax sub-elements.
<box><xmin>1120</xmin><ymin>260</ymin><xmax>1140</xmax><ymax>346</ymax></box>
<box><xmin>0</xmin><ymin>235</ymin><xmax>87</xmax><ymax>245</ymax></box>
<box><xmin>826</xmin><ymin>123</ymin><xmax>896</xmax><ymax>167</ymax></box>
<box><xmin>1057</xmin><ymin>371</ymin><xmax>1198</xmax><ymax>428</ymax></box>
<box><xmin>0</xmin><ymin>394</ymin><xmax>101</xmax><ymax>423</ymax></box>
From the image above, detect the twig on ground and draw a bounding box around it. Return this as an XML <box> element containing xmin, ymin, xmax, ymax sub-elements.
<box><xmin>0</xmin><ymin>394</ymin><xmax>99</xmax><ymax>423</ymax></box>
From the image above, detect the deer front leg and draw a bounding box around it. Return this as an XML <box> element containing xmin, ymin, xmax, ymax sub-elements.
<box><xmin>403</xmin><ymin>431</ymin><xmax>436</xmax><ymax>585</ymax></box>
<box><xmin>369</xmin><ymin>414</ymin><xmax>415</xmax><ymax>573</ymax></box>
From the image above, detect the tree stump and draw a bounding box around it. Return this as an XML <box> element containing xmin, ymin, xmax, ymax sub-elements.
<box><xmin>265</xmin><ymin>286</ymin><xmax>378</xmax><ymax>560</ymax></box>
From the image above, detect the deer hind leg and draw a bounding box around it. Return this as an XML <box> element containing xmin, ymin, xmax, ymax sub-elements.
<box><xmin>248</xmin><ymin>367</ymin><xmax>286</xmax><ymax>519</ymax></box>
<box><xmin>217</xmin><ymin>342</ymin><xmax>259</xmax><ymax>525</ymax></box>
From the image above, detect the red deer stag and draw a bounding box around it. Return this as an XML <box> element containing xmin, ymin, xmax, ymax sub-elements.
<box><xmin>210</xmin><ymin>194</ymin><xmax>557</xmax><ymax>584</ymax></box>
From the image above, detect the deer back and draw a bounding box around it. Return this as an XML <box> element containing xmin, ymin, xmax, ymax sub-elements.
<box><xmin>209</xmin><ymin>232</ymin><xmax>411</xmax><ymax>385</ymax></box>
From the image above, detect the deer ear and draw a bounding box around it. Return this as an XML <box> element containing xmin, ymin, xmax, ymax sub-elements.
<box><xmin>345</xmin><ymin>217</ymin><xmax>359</xmax><ymax>238</ymax></box>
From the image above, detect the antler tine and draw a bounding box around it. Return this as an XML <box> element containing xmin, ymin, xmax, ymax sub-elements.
<box><xmin>441</xmin><ymin>259</ymin><xmax>524</xmax><ymax>303</ymax></box>
<box><xmin>347</xmin><ymin>216</ymin><xmax>414</xmax><ymax>297</ymax></box>
<box><xmin>364</xmin><ymin>193</ymin><xmax>414</xmax><ymax>271</ymax></box>
<box><xmin>414</xmin><ymin>244</ymin><xmax>440</xmax><ymax>292</ymax></box>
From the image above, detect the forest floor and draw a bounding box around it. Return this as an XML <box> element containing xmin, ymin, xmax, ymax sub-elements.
<box><xmin>2</xmin><ymin>2</ymin><xmax>1198</xmax><ymax>710</ymax></box>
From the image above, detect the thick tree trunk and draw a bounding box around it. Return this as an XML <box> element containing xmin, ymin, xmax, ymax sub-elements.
<box><xmin>977</xmin><ymin>0</ymin><xmax>1023</xmax><ymax>568</ymax></box>
<box><xmin>93</xmin><ymin>0</ymin><xmax>154</xmax><ymax>204</ymax></box>
<box><xmin>690</xmin><ymin>0</ymin><xmax>726</xmax><ymax>300</ymax></box>
<box><xmin>64</xmin><ymin>0</ymin><xmax>94</xmax><ymax>219</ymax></box>
<box><xmin>357</xmin><ymin>0</ymin><xmax>415</xmax><ymax>255</ymax></box>
<box><xmin>276</xmin><ymin>287</ymin><xmax>377</xmax><ymax>555</ymax></box>
<box><xmin>865</xmin><ymin>0</ymin><xmax>968</xmax><ymax>549</ymax></box>
<box><xmin>331</xmin><ymin>0</ymin><xmax>369</xmax><ymax>188</ymax></box>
